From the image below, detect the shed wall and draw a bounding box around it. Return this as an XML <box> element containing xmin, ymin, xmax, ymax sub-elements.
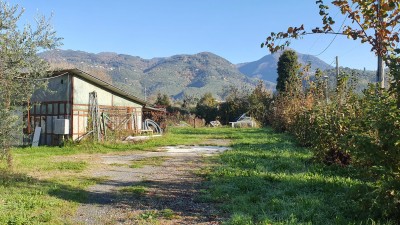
<box><xmin>28</xmin><ymin>74</ymin><xmax>72</xmax><ymax>145</ymax></box>
<box><xmin>26</xmin><ymin>73</ymin><xmax>145</xmax><ymax>146</ymax></box>
<box><xmin>73</xmin><ymin>76</ymin><xmax>142</xmax><ymax>108</ymax></box>
<box><xmin>71</xmin><ymin>76</ymin><xmax>143</xmax><ymax>140</ymax></box>
<box><xmin>31</xmin><ymin>74</ymin><xmax>70</xmax><ymax>102</ymax></box>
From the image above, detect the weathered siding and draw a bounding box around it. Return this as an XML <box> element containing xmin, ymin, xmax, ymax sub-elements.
<box><xmin>28</xmin><ymin>74</ymin><xmax>72</xmax><ymax>145</ymax></box>
<box><xmin>31</xmin><ymin>74</ymin><xmax>70</xmax><ymax>102</ymax></box>
<box><xmin>71</xmin><ymin>76</ymin><xmax>143</xmax><ymax>140</ymax></box>
<box><xmin>73</xmin><ymin>76</ymin><xmax>142</xmax><ymax>108</ymax></box>
<box><xmin>26</xmin><ymin>71</ymin><xmax>145</xmax><ymax>146</ymax></box>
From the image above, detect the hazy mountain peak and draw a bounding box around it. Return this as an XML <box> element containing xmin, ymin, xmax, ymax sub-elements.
<box><xmin>237</xmin><ymin>49</ymin><xmax>333</xmax><ymax>83</ymax></box>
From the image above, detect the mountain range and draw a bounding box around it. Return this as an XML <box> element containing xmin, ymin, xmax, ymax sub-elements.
<box><xmin>39</xmin><ymin>49</ymin><xmax>372</xmax><ymax>101</ymax></box>
<box><xmin>237</xmin><ymin>50</ymin><xmax>333</xmax><ymax>83</ymax></box>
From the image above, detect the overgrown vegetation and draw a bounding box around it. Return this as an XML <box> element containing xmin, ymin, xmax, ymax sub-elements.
<box><xmin>257</xmin><ymin>0</ymin><xmax>400</xmax><ymax>222</ymax></box>
<box><xmin>202</xmin><ymin>127</ymin><xmax>396</xmax><ymax>224</ymax></box>
<box><xmin>262</xmin><ymin>53</ymin><xmax>400</xmax><ymax>221</ymax></box>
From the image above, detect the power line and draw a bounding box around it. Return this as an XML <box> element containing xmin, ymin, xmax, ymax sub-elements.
<box><xmin>308</xmin><ymin>10</ymin><xmax>342</xmax><ymax>52</ymax></box>
<box><xmin>328</xmin><ymin>58</ymin><xmax>336</xmax><ymax>67</ymax></box>
<box><xmin>305</xmin><ymin>3</ymin><xmax>354</xmax><ymax>62</ymax></box>
<box><xmin>313</xmin><ymin>15</ymin><xmax>348</xmax><ymax>57</ymax></box>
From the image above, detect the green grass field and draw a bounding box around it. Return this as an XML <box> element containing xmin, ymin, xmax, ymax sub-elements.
<box><xmin>0</xmin><ymin>127</ymin><xmax>219</xmax><ymax>224</ymax></box>
<box><xmin>0</xmin><ymin>127</ymin><xmax>393</xmax><ymax>224</ymax></box>
<box><xmin>198</xmin><ymin>127</ymin><xmax>392</xmax><ymax>224</ymax></box>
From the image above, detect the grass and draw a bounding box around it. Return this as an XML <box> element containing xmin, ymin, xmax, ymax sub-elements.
<box><xmin>51</xmin><ymin>161</ymin><xmax>88</xmax><ymax>172</ymax></box>
<box><xmin>199</xmin><ymin>127</ymin><xmax>393</xmax><ymax>224</ymax></box>
<box><xmin>138</xmin><ymin>208</ymin><xmax>179</xmax><ymax>221</ymax></box>
<box><xmin>119</xmin><ymin>185</ymin><xmax>148</xmax><ymax>196</ymax></box>
<box><xmin>0</xmin><ymin>126</ymin><xmax>391</xmax><ymax>224</ymax></box>
<box><xmin>129</xmin><ymin>156</ymin><xmax>170</xmax><ymax>168</ymax></box>
<box><xmin>0</xmin><ymin>171</ymin><xmax>104</xmax><ymax>224</ymax></box>
<box><xmin>0</xmin><ymin>126</ymin><xmax>216</xmax><ymax>224</ymax></box>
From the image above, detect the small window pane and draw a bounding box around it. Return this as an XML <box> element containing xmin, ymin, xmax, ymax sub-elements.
<box><xmin>60</xmin><ymin>104</ymin><xmax>65</xmax><ymax>114</ymax></box>
<box><xmin>48</xmin><ymin>104</ymin><xmax>53</xmax><ymax>115</ymax></box>
<box><xmin>54</xmin><ymin>103</ymin><xmax>59</xmax><ymax>114</ymax></box>
<box><xmin>41</xmin><ymin>104</ymin><xmax>47</xmax><ymax>114</ymax></box>
<box><xmin>66</xmin><ymin>103</ymin><xmax>70</xmax><ymax>115</ymax></box>
<box><xmin>35</xmin><ymin>104</ymin><xmax>40</xmax><ymax>114</ymax></box>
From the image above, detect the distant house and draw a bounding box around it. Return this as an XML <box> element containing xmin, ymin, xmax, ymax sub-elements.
<box><xmin>27</xmin><ymin>68</ymin><xmax>148</xmax><ymax>146</ymax></box>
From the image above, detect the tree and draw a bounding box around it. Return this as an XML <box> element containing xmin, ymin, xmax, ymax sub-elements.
<box><xmin>0</xmin><ymin>1</ymin><xmax>61</xmax><ymax>168</ymax></box>
<box><xmin>154</xmin><ymin>93</ymin><xmax>171</xmax><ymax>107</ymax></box>
<box><xmin>248</xmin><ymin>80</ymin><xmax>272</xmax><ymax>125</ymax></box>
<box><xmin>261</xmin><ymin>0</ymin><xmax>400</xmax><ymax>87</ymax></box>
<box><xmin>276</xmin><ymin>50</ymin><xmax>300</xmax><ymax>92</ymax></box>
<box><xmin>218</xmin><ymin>86</ymin><xmax>250</xmax><ymax>125</ymax></box>
<box><xmin>181</xmin><ymin>94</ymin><xmax>198</xmax><ymax>114</ymax></box>
<box><xmin>195</xmin><ymin>93</ymin><xmax>218</xmax><ymax>124</ymax></box>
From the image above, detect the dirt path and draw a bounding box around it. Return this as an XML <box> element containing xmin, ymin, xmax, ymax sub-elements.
<box><xmin>73</xmin><ymin>144</ymin><xmax>230</xmax><ymax>225</ymax></box>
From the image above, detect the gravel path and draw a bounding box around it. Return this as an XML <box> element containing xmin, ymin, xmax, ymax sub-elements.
<box><xmin>73</xmin><ymin>145</ymin><xmax>229</xmax><ymax>225</ymax></box>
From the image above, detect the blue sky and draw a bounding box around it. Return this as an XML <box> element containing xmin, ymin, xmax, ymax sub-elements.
<box><xmin>10</xmin><ymin>0</ymin><xmax>377</xmax><ymax>70</ymax></box>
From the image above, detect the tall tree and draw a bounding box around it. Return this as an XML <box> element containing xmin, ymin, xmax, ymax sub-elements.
<box><xmin>0</xmin><ymin>1</ymin><xmax>61</xmax><ymax>167</ymax></box>
<box><xmin>276</xmin><ymin>50</ymin><xmax>300</xmax><ymax>92</ymax></box>
<box><xmin>218</xmin><ymin>86</ymin><xmax>250</xmax><ymax>125</ymax></box>
<box><xmin>248</xmin><ymin>80</ymin><xmax>272</xmax><ymax>125</ymax></box>
<box><xmin>154</xmin><ymin>93</ymin><xmax>171</xmax><ymax>107</ymax></box>
<box><xmin>195</xmin><ymin>92</ymin><xmax>218</xmax><ymax>124</ymax></box>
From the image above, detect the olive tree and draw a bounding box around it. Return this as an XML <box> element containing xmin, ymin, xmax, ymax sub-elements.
<box><xmin>195</xmin><ymin>92</ymin><xmax>219</xmax><ymax>124</ymax></box>
<box><xmin>0</xmin><ymin>1</ymin><xmax>61</xmax><ymax>168</ymax></box>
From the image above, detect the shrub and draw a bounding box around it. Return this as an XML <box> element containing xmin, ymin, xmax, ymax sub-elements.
<box><xmin>270</xmin><ymin>65</ymin><xmax>400</xmax><ymax>220</ymax></box>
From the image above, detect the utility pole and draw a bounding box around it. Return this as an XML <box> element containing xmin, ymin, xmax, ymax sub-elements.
<box><xmin>377</xmin><ymin>0</ymin><xmax>385</xmax><ymax>88</ymax></box>
<box><xmin>144</xmin><ymin>86</ymin><xmax>147</xmax><ymax>101</ymax></box>
<box><xmin>324</xmin><ymin>75</ymin><xmax>329</xmax><ymax>104</ymax></box>
<box><xmin>336</xmin><ymin>56</ymin><xmax>339</xmax><ymax>77</ymax></box>
<box><xmin>377</xmin><ymin>56</ymin><xmax>385</xmax><ymax>88</ymax></box>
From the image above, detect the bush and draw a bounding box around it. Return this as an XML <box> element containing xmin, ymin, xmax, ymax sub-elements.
<box><xmin>268</xmin><ymin>64</ymin><xmax>400</xmax><ymax>220</ymax></box>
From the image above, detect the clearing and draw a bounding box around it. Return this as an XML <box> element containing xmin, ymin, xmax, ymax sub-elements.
<box><xmin>73</xmin><ymin>144</ymin><xmax>230</xmax><ymax>224</ymax></box>
<box><xmin>1</xmin><ymin>127</ymin><xmax>386</xmax><ymax>224</ymax></box>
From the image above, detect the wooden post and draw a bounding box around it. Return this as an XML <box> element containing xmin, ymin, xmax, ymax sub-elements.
<box><xmin>27</xmin><ymin>101</ymin><xmax>31</xmax><ymax>134</ymax></box>
<box><xmin>127</xmin><ymin>107</ymin><xmax>132</xmax><ymax>130</ymax></box>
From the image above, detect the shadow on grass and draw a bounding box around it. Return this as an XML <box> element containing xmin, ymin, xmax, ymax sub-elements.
<box><xmin>170</xmin><ymin>127</ymin><xmax>269</xmax><ymax>137</ymax></box>
<box><xmin>52</xmin><ymin>175</ymin><xmax>222</xmax><ymax>224</ymax></box>
<box><xmin>0</xmin><ymin>169</ymin><xmax>222</xmax><ymax>224</ymax></box>
<box><xmin>203</xmin><ymin>128</ymin><xmax>386</xmax><ymax>224</ymax></box>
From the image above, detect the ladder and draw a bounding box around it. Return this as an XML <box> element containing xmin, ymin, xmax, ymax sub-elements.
<box><xmin>89</xmin><ymin>91</ymin><xmax>101</xmax><ymax>141</ymax></box>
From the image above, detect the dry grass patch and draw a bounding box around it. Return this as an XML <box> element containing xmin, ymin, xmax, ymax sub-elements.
<box><xmin>129</xmin><ymin>156</ymin><xmax>171</xmax><ymax>169</ymax></box>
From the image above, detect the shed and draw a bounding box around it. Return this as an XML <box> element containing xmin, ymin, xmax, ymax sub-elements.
<box><xmin>27</xmin><ymin>68</ymin><xmax>147</xmax><ymax>146</ymax></box>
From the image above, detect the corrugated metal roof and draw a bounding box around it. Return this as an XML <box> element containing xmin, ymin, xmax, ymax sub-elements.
<box><xmin>50</xmin><ymin>68</ymin><xmax>147</xmax><ymax>105</ymax></box>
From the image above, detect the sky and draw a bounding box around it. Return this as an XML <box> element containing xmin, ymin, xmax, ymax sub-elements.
<box><xmin>9</xmin><ymin>0</ymin><xmax>378</xmax><ymax>70</ymax></box>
